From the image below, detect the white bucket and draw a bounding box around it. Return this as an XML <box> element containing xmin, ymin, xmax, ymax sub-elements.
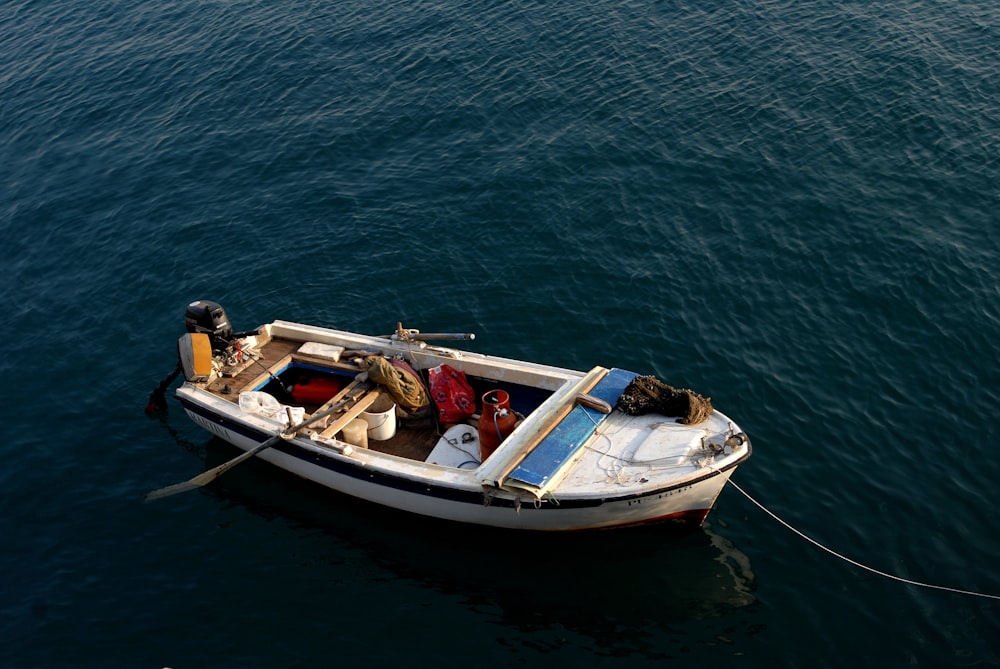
<box><xmin>362</xmin><ymin>395</ymin><xmax>397</xmax><ymax>441</ymax></box>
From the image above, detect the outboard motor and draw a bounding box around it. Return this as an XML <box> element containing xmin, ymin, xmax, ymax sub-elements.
<box><xmin>147</xmin><ymin>300</ymin><xmax>246</xmax><ymax>411</ymax></box>
<box><xmin>184</xmin><ymin>299</ymin><xmax>233</xmax><ymax>351</ymax></box>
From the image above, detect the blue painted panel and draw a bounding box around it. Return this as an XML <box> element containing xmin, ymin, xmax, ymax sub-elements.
<box><xmin>508</xmin><ymin>368</ymin><xmax>637</xmax><ymax>488</ymax></box>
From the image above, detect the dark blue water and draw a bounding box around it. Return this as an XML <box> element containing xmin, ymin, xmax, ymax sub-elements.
<box><xmin>2</xmin><ymin>0</ymin><xmax>998</xmax><ymax>666</ymax></box>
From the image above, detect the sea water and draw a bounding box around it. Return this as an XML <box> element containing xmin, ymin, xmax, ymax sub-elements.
<box><xmin>1</xmin><ymin>0</ymin><xmax>997</xmax><ymax>666</ymax></box>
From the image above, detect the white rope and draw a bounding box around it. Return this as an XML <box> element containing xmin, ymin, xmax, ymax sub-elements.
<box><xmin>581</xmin><ymin>408</ymin><xmax>628</xmax><ymax>484</ymax></box>
<box><xmin>727</xmin><ymin>479</ymin><xmax>1000</xmax><ymax>601</ymax></box>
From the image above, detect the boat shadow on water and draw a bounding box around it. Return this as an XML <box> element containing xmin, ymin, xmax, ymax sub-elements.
<box><xmin>196</xmin><ymin>437</ymin><xmax>758</xmax><ymax>649</ymax></box>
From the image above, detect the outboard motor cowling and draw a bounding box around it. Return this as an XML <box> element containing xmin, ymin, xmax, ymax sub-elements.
<box><xmin>184</xmin><ymin>300</ymin><xmax>232</xmax><ymax>351</ymax></box>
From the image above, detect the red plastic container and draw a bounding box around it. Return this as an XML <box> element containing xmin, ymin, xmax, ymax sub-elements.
<box><xmin>291</xmin><ymin>376</ymin><xmax>341</xmax><ymax>404</ymax></box>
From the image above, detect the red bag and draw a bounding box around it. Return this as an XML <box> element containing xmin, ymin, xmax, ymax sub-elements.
<box><xmin>428</xmin><ymin>364</ymin><xmax>475</xmax><ymax>424</ymax></box>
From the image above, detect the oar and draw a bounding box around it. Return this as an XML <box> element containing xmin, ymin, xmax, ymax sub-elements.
<box><xmin>144</xmin><ymin>377</ymin><xmax>371</xmax><ymax>501</ymax></box>
<box><xmin>143</xmin><ymin>434</ymin><xmax>283</xmax><ymax>501</ymax></box>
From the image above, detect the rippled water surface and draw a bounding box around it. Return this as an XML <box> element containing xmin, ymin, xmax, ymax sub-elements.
<box><xmin>2</xmin><ymin>0</ymin><xmax>998</xmax><ymax>666</ymax></box>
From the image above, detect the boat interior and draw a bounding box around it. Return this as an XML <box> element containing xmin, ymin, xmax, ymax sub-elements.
<box><xmin>200</xmin><ymin>332</ymin><xmax>557</xmax><ymax>467</ymax></box>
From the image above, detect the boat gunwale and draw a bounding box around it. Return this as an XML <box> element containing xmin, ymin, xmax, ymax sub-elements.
<box><xmin>267</xmin><ymin>320</ymin><xmax>584</xmax><ymax>391</ymax></box>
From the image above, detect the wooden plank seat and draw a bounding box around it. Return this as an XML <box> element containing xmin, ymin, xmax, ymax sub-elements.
<box><xmin>302</xmin><ymin>373</ymin><xmax>375</xmax><ymax>436</ymax></box>
<box><xmin>317</xmin><ymin>389</ymin><xmax>380</xmax><ymax>439</ymax></box>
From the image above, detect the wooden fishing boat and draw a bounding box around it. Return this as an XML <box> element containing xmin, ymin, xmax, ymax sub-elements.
<box><xmin>146</xmin><ymin>300</ymin><xmax>751</xmax><ymax>530</ymax></box>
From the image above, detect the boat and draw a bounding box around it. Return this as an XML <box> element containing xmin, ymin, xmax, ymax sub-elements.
<box><xmin>146</xmin><ymin>300</ymin><xmax>751</xmax><ymax>531</ymax></box>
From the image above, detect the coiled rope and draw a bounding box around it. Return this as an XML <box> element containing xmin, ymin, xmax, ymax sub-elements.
<box><xmin>727</xmin><ymin>479</ymin><xmax>1000</xmax><ymax>601</ymax></box>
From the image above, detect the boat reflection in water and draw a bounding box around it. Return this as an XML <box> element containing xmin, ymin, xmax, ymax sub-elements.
<box><xmin>192</xmin><ymin>438</ymin><xmax>756</xmax><ymax>654</ymax></box>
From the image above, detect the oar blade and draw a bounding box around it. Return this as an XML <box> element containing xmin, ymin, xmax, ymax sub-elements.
<box><xmin>143</xmin><ymin>437</ymin><xmax>279</xmax><ymax>502</ymax></box>
<box><xmin>143</xmin><ymin>480</ymin><xmax>201</xmax><ymax>502</ymax></box>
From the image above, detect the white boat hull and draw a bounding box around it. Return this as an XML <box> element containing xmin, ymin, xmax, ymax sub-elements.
<box><xmin>179</xmin><ymin>395</ymin><xmax>744</xmax><ymax>531</ymax></box>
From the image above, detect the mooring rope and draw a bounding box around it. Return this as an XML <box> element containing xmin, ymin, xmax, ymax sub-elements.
<box><xmin>727</xmin><ymin>479</ymin><xmax>1000</xmax><ymax>601</ymax></box>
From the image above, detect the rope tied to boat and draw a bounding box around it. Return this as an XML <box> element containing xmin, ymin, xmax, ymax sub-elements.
<box><xmin>580</xmin><ymin>409</ymin><xmax>628</xmax><ymax>484</ymax></box>
<box><xmin>727</xmin><ymin>479</ymin><xmax>1000</xmax><ymax>601</ymax></box>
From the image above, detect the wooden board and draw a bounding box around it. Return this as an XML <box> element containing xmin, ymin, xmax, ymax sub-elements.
<box><xmin>319</xmin><ymin>390</ymin><xmax>382</xmax><ymax>438</ymax></box>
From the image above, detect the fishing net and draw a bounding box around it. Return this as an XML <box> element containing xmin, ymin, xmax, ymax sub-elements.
<box><xmin>617</xmin><ymin>375</ymin><xmax>713</xmax><ymax>425</ymax></box>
